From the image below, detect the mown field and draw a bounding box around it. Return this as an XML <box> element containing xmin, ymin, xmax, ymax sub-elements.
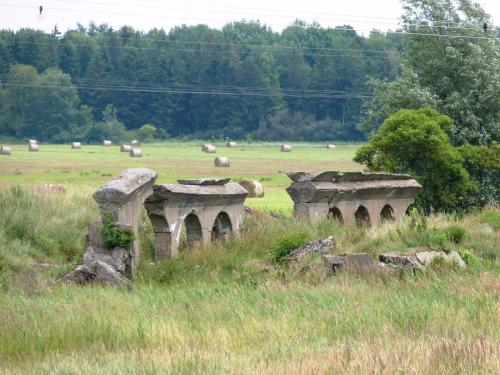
<box><xmin>0</xmin><ymin>142</ymin><xmax>362</xmax><ymax>212</ymax></box>
<box><xmin>0</xmin><ymin>142</ymin><xmax>498</xmax><ymax>374</ymax></box>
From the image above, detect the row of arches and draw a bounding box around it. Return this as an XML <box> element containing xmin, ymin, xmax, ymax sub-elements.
<box><xmin>327</xmin><ymin>204</ymin><xmax>395</xmax><ymax>227</ymax></box>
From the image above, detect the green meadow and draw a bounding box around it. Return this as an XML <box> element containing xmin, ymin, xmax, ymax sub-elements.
<box><xmin>0</xmin><ymin>142</ymin><xmax>362</xmax><ymax>212</ymax></box>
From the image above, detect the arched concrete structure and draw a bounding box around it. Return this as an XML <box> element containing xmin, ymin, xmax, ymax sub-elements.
<box><xmin>286</xmin><ymin>171</ymin><xmax>422</xmax><ymax>226</ymax></box>
<box><xmin>380</xmin><ymin>204</ymin><xmax>396</xmax><ymax>223</ymax></box>
<box><xmin>212</xmin><ymin>212</ymin><xmax>233</xmax><ymax>241</ymax></box>
<box><xmin>185</xmin><ymin>214</ymin><xmax>203</xmax><ymax>248</ymax></box>
<box><xmin>354</xmin><ymin>206</ymin><xmax>371</xmax><ymax>227</ymax></box>
<box><xmin>328</xmin><ymin>207</ymin><xmax>344</xmax><ymax>224</ymax></box>
<box><xmin>144</xmin><ymin>178</ymin><xmax>248</xmax><ymax>259</ymax></box>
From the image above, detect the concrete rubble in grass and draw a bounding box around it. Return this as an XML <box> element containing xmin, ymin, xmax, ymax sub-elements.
<box><xmin>286</xmin><ymin>171</ymin><xmax>422</xmax><ymax>226</ymax></box>
<box><xmin>283</xmin><ymin>236</ymin><xmax>336</xmax><ymax>262</ymax></box>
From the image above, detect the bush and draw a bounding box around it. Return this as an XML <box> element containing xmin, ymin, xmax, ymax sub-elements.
<box><xmin>479</xmin><ymin>210</ymin><xmax>500</xmax><ymax>231</ymax></box>
<box><xmin>457</xmin><ymin>249</ymin><xmax>481</xmax><ymax>269</ymax></box>
<box><xmin>444</xmin><ymin>225</ymin><xmax>466</xmax><ymax>244</ymax></box>
<box><xmin>271</xmin><ymin>231</ymin><xmax>311</xmax><ymax>262</ymax></box>
<box><xmin>354</xmin><ymin>108</ymin><xmax>472</xmax><ymax>213</ymax></box>
<box><xmin>101</xmin><ymin>214</ymin><xmax>135</xmax><ymax>249</ymax></box>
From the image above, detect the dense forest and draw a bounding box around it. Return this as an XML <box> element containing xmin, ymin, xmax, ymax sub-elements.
<box><xmin>0</xmin><ymin>21</ymin><xmax>405</xmax><ymax>142</ymax></box>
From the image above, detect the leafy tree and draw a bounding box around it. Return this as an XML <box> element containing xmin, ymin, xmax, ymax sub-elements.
<box><xmin>136</xmin><ymin>123</ymin><xmax>157</xmax><ymax>142</ymax></box>
<box><xmin>354</xmin><ymin>108</ymin><xmax>472</xmax><ymax>212</ymax></box>
<box><xmin>361</xmin><ymin>0</ymin><xmax>500</xmax><ymax>146</ymax></box>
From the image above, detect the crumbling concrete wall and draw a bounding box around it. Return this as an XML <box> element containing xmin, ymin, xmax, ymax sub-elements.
<box><xmin>286</xmin><ymin>171</ymin><xmax>422</xmax><ymax>226</ymax></box>
<box><xmin>144</xmin><ymin>178</ymin><xmax>248</xmax><ymax>260</ymax></box>
<box><xmin>92</xmin><ymin>168</ymin><xmax>157</xmax><ymax>277</ymax></box>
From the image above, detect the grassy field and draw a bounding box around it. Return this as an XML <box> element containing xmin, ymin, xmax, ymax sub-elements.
<box><xmin>0</xmin><ymin>141</ymin><xmax>362</xmax><ymax>212</ymax></box>
<box><xmin>0</xmin><ymin>143</ymin><xmax>498</xmax><ymax>374</ymax></box>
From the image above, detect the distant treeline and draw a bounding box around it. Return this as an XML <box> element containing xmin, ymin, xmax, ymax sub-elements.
<box><xmin>0</xmin><ymin>22</ymin><xmax>404</xmax><ymax>142</ymax></box>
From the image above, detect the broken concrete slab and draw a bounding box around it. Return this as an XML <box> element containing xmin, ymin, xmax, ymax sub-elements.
<box><xmin>283</xmin><ymin>236</ymin><xmax>336</xmax><ymax>262</ymax></box>
<box><xmin>58</xmin><ymin>260</ymin><xmax>131</xmax><ymax>287</ymax></box>
<box><xmin>82</xmin><ymin>246</ymin><xmax>129</xmax><ymax>274</ymax></box>
<box><xmin>379</xmin><ymin>252</ymin><xmax>422</xmax><ymax>269</ymax></box>
<box><xmin>416</xmin><ymin>251</ymin><xmax>466</xmax><ymax>269</ymax></box>
<box><xmin>323</xmin><ymin>253</ymin><xmax>376</xmax><ymax>271</ymax></box>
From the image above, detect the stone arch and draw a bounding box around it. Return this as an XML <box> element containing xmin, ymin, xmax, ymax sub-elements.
<box><xmin>380</xmin><ymin>204</ymin><xmax>395</xmax><ymax>223</ymax></box>
<box><xmin>184</xmin><ymin>213</ymin><xmax>203</xmax><ymax>248</ymax></box>
<box><xmin>211</xmin><ymin>212</ymin><xmax>233</xmax><ymax>241</ymax></box>
<box><xmin>148</xmin><ymin>214</ymin><xmax>172</xmax><ymax>259</ymax></box>
<box><xmin>354</xmin><ymin>205</ymin><xmax>371</xmax><ymax>227</ymax></box>
<box><xmin>328</xmin><ymin>207</ymin><xmax>344</xmax><ymax>224</ymax></box>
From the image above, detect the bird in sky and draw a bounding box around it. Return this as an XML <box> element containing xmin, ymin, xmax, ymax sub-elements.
<box><xmin>39</xmin><ymin>5</ymin><xmax>43</xmax><ymax>15</ymax></box>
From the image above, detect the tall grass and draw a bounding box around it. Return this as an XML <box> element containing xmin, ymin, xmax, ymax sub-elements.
<box><xmin>0</xmin><ymin>186</ymin><xmax>498</xmax><ymax>373</ymax></box>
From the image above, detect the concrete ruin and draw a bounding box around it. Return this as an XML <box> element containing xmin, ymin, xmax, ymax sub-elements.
<box><xmin>92</xmin><ymin>168</ymin><xmax>157</xmax><ymax>277</ymax></box>
<box><xmin>144</xmin><ymin>178</ymin><xmax>248</xmax><ymax>260</ymax></box>
<box><xmin>286</xmin><ymin>171</ymin><xmax>422</xmax><ymax>226</ymax></box>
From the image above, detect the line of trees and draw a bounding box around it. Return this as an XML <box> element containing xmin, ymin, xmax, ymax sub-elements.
<box><xmin>0</xmin><ymin>21</ymin><xmax>404</xmax><ymax>142</ymax></box>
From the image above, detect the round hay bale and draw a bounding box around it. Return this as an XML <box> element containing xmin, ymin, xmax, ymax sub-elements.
<box><xmin>227</xmin><ymin>141</ymin><xmax>237</xmax><ymax>148</ymax></box>
<box><xmin>326</xmin><ymin>144</ymin><xmax>336</xmax><ymax>149</ymax></box>
<box><xmin>0</xmin><ymin>146</ymin><xmax>12</xmax><ymax>155</ymax></box>
<box><xmin>201</xmin><ymin>144</ymin><xmax>209</xmax><ymax>152</ymax></box>
<box><xmin>205</xmin><ymin>144</ymin><xmax>217</xmax><ymax>153</ymax></box>
<box><xmin>28</xmin><ymin>139</ymin><xmax>38</xmax><ymax>145</ymax></box>
<box><xmin>239</xmin><ymin>179</ymin><xmax>264</xmax><ymax>198</ymax></box>
<box><xmin>214</xmin><ymin>156</ymin><xmax>230</xmax><ymax>167</ymax></box>
<box><xmin>29</xmin><ymin>143</ymin><xmax>39</xmax><ymax>152</ymax></box>
<box><xmin>103</xmin><ymin>140</ymin><xmax>112</xmax><ymax>146</ymax></box>
<box><xmin>131</xmin><ymin>140</ymin><xmax>141</xmax><ymax>146</ymax></box>
<box><xmin>71</xmin><ymin>142</ymin><xmax>81</xmax><ymax>149</ymax></box>
<box><xmin>120</xmin><ymin>144</ymin><xmax>132</xmax><ymax>152</ymax></box>
<box><xmin>130</xmin><ymin>148</ymin><xmax>142</xmax><ymax>158</ymax></box>
<box><xmin>281</xmin><ymin>144</ymin><xmax>292</xmax><ymax>152</ymax></box>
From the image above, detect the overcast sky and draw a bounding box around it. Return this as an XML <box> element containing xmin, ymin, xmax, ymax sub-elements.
<box><xmin>1</xmin><ymin>0</ymin><xmax>499</xmax><ymax>35</ymax></box>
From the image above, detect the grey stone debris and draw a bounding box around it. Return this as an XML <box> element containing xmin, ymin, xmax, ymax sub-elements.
<box><xmin>286</xmin><ymin>171</ymin><xmax>421</xmax><ymax>226</ymax></box>
<box><xmin>144</xmin><ymin>178</ymin><xmax>248</xmax><ymax>260</ymax></box>
<box><xmin>323</xmin><ymin>253</ymin><xmax>376</xmax><ymax>271</ymax></box>
<box><xmin>238</xmin><ymin>179</ymin><xmax>264</xmax><ymax>198</ymax></box>
<box><xmin>214</xmin><ymin>156</ymin><xmax>230</xmax><ymax>167</ymax></box>
<box><xmin>283</xmin><ymin>236</ymin><xmax>336</xmax><ymax>262</ymax></box>
<box><xmin>0</xmin><ymin>146</ymin><xmax>12</xmax><ymax>155</ymax></box>
<box><xmin>379</xmin><ymin>250</ymin><xmax>466</xmax><ymax>269</ymax></box>
<box><xmin>58</xmin><ymin>260</ymin><xmax>131</xmax><ymax>287</ymax></box>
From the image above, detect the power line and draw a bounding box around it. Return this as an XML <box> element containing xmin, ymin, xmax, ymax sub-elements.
<box><xmin>41</xmin><ymin>0</ymin><xmax>488</xmax><ymax>32</ymax></box>
<box><xmin>1</xmin><ymin>3</ymin><xmax>498</xmax><ymax>41</ymax></box>
<box><xmin>1</xmin><ymin>82</ymin><xmax>373</xmax><ymax>99</ymax></box>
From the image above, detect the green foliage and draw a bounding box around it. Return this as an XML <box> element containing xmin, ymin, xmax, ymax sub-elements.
<box><xmin>479</xmin><ymin>210</ymin><xmax>500</xmax><ymax>231</ymax></box>
<box><xmin>457</xmin><ymin>248</ymin><xmax>481</xmax><ymax>269</ymax></box>
<box><xmin>136</xmin><ymin>124</ymin><xmax>157</xmax><ymax>142</ymax></box>
<box><xmin>362</xmin><ymin>0</ymin><xmax>500</xmax><ymax>146</ymax></box>
<box><xmin>444</xmin><ymin>225</ymin><xmax>466</xmax><ymax>244</ymax></box>
<box><xmin>101</xmin><ymin>214</ymin><xmax>135</xmax><ymax>249</ymax></box>
<box><xmin>457</xmin><ymin>143</ymin><xmax>500</xmax><ymax>207</ymax></box>
<box><xmin>271</xmin><ymin>231</ymin><xmax>311</xmax><ymax>263</ymax></box>
<box><xmin>355</xmin><ymin>108</ymin><xmax>473</xmax><ymax>212</ymax></box>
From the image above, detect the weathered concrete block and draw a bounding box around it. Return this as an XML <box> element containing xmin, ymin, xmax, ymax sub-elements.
<box><xmin>283</xmin><ymin>237</ymin><xmax>336</xmax><ymax>262</ymax></box>
<box><xmin>286</xmin><ymin>171</ymin><xmax>421</xmax><ymax>226</ymax></box>
<box><xmin>144</xmin><ymin>178</ymin><xmax>248</xmax><ymax>260</ymax></box>
<box><xmin>58</xmin><ymin>260</ymin><xmax>131</xmax><ymax>287</ymax></box>
<box><xmin>93</xmin><ymin>168</ymin><xmax>157</xmax><ymax>278</ymax></box>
